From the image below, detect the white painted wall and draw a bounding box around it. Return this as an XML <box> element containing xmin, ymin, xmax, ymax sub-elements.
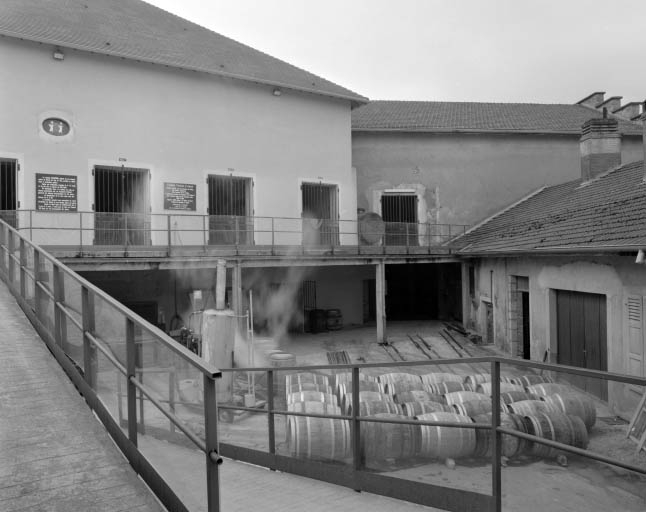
<box><xmin>0</xmin><ymin>38</ymin><xmax>357</xmax><ymax>244</ymax></box>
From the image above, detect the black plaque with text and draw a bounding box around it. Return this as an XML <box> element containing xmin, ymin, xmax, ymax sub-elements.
<box><xmin>35</xmin><ymin>173</ymin><xmax>78</xmax><ymax>211</ymax></box>
<box><xmin>164</xmin><ymin>182</ymin><xmax>196</xmax><ymax>211</ymax></box>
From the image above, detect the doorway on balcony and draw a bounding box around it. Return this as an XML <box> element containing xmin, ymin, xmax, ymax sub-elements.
<box><xmin>301</xmin><ymin>182</ymin><xmax>339</xmax><ymax>246</ymax></box>
<box><xmin>207</xmin><ymin>174</ymin><xmax>253</xmax><ymax>245</ymax></box>
<box><xmin>0</xmin><ymin>158</ymin><xmax>17</xmax><ymax>228</ymax></box>
<box><xmin>93</xmin><ymin>166</ymin><xmax>150</xmax><ymax>245</ymax></box>
<box><xmin>381</xmin><ymin>192</ymin><xmax>418</xmax><ymax>246</ymax></box>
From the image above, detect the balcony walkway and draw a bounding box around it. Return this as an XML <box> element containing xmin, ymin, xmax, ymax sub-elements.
<box><xmin>0</xmin><ymin>281</ymin><xmax>441</xmax><ymax>511</ymax></box>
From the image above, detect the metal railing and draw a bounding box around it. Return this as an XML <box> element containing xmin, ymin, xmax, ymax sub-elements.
<box><xmin>2</xmin><ymin>209</ymin><xmax>469</xmax><ymax>256</ymax></box>
<box><xmin>216</xmin><ymin>358</ymin><xmax>646</xmax><ymax>512</ymax></box>
<box><xmin>0</xmin><ymin>219</ymin><xmax>223</xmax><ymax>512</ymax></box>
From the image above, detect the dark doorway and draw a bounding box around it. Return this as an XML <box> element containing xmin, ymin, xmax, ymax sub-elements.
<box><xmin>301</xmin><ymin>182</ymin><xmax>339</xmax><ymax>245</ymax></box>
<box><xmin>0</xmin><ymin>158</ymin><xmax>17</xmax><ymax>228</ymax></box>
<box><xmin>485</xmin><ymin>302</ymin><xmax>494</xmax><ymax>344</ymax></box>
<box><xmin>556</xmin><ymin>290</ymin><xmax>608</xmax><ymax>400</ymax></box>
<box><xmin>362</xmin><ymin>279</ymin><xmax>376</xmax><ymax>322</ymax></box>
<box><xmin>521</xmin><ymin>291</ymin><xmax>530</xmax><ymax>359</ymax></box>
<box><xmin>207</xmin><ymin>175</ymin><xmax>253</xmax><ymax>245</ymax></box>
<box><xmin>94</xmin><ymin>166</ymin><xmax>150</xmax><ymax>245</ymax></box>
<box><xmin>381</xmin><ymin>193</ymin><xmax>418</xmax><ymax>246</ymax></box>
<box><xmin>384</xmin><ymin>263</ymin><xmax>461</xmax><ymax>321</ymax></box>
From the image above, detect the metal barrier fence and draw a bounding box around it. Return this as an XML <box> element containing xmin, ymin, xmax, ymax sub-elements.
<box><xmin>0</xmin><ymin>219</ymin><xmax>223</xmax><ymax>512</ymax></box>
<box><xmin>1</xmin><ymin>209</ymin><xmax>469</xmax><ymax>255</ymax></box>
<box><xmin>217</xmin><ymin>359</ymin><xmax>646</xmax><ymax>512</ymax></box>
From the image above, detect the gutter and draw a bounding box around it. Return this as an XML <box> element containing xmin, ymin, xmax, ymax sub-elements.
<box><xmin>456</xmin><ymin>244</ymin><xmax>646</xmax><ymax>258</ymax></box>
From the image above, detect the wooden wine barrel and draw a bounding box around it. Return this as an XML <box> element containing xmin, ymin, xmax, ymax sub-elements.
<box><xmin>415</xmin><ymin>412</ymin><xmax>476</xmax><ymax>459</ymax></box>
<box><xmin>337</xmin><ymin>380</ymin><xmax>383</xmax><ymax>400</ymax></box>
<box><xmin>526</xmin><ymin>383</ymin><xmax>574</xmax><ymax>397</ymax></box>
<box><xmin>383</xmin><ymin>380</ymin><xmax>426</xmax><ymax>395</ymax></box>
<box><xmin>288</xmin><ymin>382</ymin><xmax>333</xmax><ymax>394</ymax></box>
<box><xmin>541</xmin><ymin>393</ymin><xmax>596</xmax><ymax>431</ymax></box>
<box><xmin>352</xmin><ymin>400</ymin><xmax>403</xmax><ymax>417</ymax></box>
<box><xmin>287</xmin><ymin>391</ymin><xmax>338</xmax><ymax>406</ymax></box>
<box><xmin>287</xmin><ymin>416</ymin><xmax>351</xmax><ymax>461</ymax></box>
<box><xmin>510</xmin><ymin>375</ymin><xmax>554</xmax><ymax>387</ymax></box>
<box><xmin>287</xmin><ymin>401</ymin><xmax>342</xmax><ymax>415</ymax></box>
<box><xmin>427</xmin><ymin>381</ymin><xmax>468</xmax><ymax>395</ymax></box>
<box><xmin>394</xmin><ymin>390</ymin><xmax>444</xmax><ymax>404</ymax></box>
<box><xmin>476</xmin><ymin>382</ymin><xmax>525</xmax><ymax>395</ymax></box>
<box><xmin>341</xmin><ymin>391</ymin><xmax>393</xmax><ymax>414</ymax></box>
<box><xmin>378</xmin><ymin>372</ymin><xmax>422</xmax><ymax>387</ymax></box>
<box><xmin>523</xmin><ymin>412</ymin><xmax>589</xmax><ymax>458</ymax></box>
<box><xmin>420</xmin><ymin>372</ymin><xmax>464</xmax><ymax>386</ymax></box>
<box><xmin>500</xmin><ymin>391</ymin><xmax>539</xmax><ymax>404</ymax></box>
<box><xmin>507</xmin><ymin>400</ymin><xmax>559</xmax><ymax>417</ymax></box>
<box><xmin>464</xmin><ymin>373</ymin><xmax>491</xmax><ymax>391</ymax></box>
<box><xmin>444</xmin><ymin>391</ymin><xmax>489</xmax><ymax>406</ymax></box>
<box><xmin>361</xmin><ymin>413</ymin><xmax>419</xmax><ymax>461</ymax></box>
<box><xmin>286</xmin><ymin>372</ymin><xmax>330</xmax><ymax>388</ymax></box>
<box><xmin>401</xmin><ymin>401</ymin><xmax>452</xmax><ymax>417</ymax></box>
<box><xmin>332</xmin><ymin>372</ymin><xmax>375</xmax><ymax>392</ymax></box>
<box><xmin>453</xmin><ymin>400</ymin><xmax>497</xmax><ymax>417</ymax></box>
<box><xmin>472</xmin><ymin>413</ymin><xmax>529</xmax><ymax>459</ymax></box>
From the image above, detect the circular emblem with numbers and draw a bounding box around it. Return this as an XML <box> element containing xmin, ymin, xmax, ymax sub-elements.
<box><xmin>42</xmin><ymin>117</ymin><xmax>71</xmax><ymax>136</ymax></box>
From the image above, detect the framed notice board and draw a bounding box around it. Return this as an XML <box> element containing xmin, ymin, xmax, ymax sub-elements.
<box><xmin>627</xmin><ymin>390</ymin><xmax>646</xmax><ymax>454</ymax></box>
<box><xmin>164</xmin><ymin>182</ymin><xmax>196</xmax><ymax>211</ymax></box>
<box><xmin>35</xmin><ymin>173</ymin><xmax>78</xmax><ymax>211</ymax></box>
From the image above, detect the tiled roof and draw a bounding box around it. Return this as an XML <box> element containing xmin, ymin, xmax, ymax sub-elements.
<box><xmin>352</xmin><ymin>101</ymin><xmax>643</xmax><ymax>135</ymax></box>
<box><xmin>454</xmin><ymin>160</ymin><xmax>646</xmax><ymax>253</ymax></box>
<box><xmin>0</xmin><ymin>0</ymin><xmax>367</xmax><ymax>104</ymax></box>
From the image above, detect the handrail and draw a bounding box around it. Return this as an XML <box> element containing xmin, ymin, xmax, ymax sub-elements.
<box><xmin>0</xmin><ymin>218</ymin><xmax>223</xmax><ymax>512</ymax></box>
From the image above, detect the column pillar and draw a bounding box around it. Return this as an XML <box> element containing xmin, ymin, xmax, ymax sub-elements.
<box><xmin>231</xmin><ymin>261</ymin><xmax>245</xmax><ymax>337</ymax></box>
<box><xmin>376</xmin><ymin>260</ymin><xmax>386</xmax><ymax>344</ymax></box>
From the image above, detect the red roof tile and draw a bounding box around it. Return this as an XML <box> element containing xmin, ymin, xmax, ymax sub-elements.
<box><xmin>0</xmin><ymin>0</ymin><xmax>367</xmax><ymax>104</ymax></box>
<box><xmin>352</xmin><ymin>101</ymin><xmax>642</xmax><ymax>135</ymax></box>
<box><xmin>454</xmin><ymin>161</ymin><xmax>646</xmax><ymax>253</ymax></box>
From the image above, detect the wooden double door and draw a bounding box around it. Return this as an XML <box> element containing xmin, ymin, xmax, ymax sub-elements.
<box><xmin>556</xmin><ymin>290</ymin><xmax>607</xmax><ymax>400</ymax></box>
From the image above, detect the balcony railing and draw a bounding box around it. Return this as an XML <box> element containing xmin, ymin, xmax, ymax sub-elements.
<box><xmin>3</xmin><ymin>210</ymin><xmax>469</xmax><ymax>257</ymax></box>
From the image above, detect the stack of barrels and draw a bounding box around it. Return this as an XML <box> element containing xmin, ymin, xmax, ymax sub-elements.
<box><xmin>285</xmin><ymin>369</ymin><xmax>596</xmax><ymax>464</ymax></box>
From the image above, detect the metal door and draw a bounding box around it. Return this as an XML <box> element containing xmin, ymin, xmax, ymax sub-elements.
<box><xmin>381</xmin><ymin>193</ymin><xmax>418</xmax><ymax>246</ymax></box>
<box><xmin>301</xmin><ymin>183</ymin><xmax>339</xmax><ymax>245</ymax></box>
<box><xmin>207</xmin><ymin>175</ymin><xmax>253</xmax><ymax>245</ymax></box>
<box><xmin>0</xmin><ymin>159</ymin><xmax>17</xmax><ymax>228</ymax></box>
<box><xmin>94</xmin><ymin>166</ymin><xmax>150</xmax><ymax>245</ymax></box>
<box><xmin>556</xmin><ymin>290</ymin><xmax>608</xmax><ymax>399</ymax></box>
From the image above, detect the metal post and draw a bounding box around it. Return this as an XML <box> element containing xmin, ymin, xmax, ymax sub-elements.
<box><xmin>19</xmin><ymin>239</ymin><xmax>27</xmax><ymax>298</ymax></box>
<box><xmin>203</xmin><ymin>374</ymin><xmax>221</xmax><ymax>512</ymax></box>
<box><xmin>8</xmin><ymin>229</ymin><xmax>15</xmax><ymax>285</ymax></box>
<box><xmin>167</xmin><ymin>215</ymin><xmax>172</xmax><ymax>256</ymax></box>
<box><xmin>203</xmin><ymin>215</ymin><xmax>207</xmax><ymax>247</ymax></box>
<box><xmin>351</xmin><ymin>366</ymin><xmax>362</xmax><ymax>474</ymax></box>
<box><xmin>79</xmin><ymin>213</ymin><xmax>83</xmax><ymax>251</ymax></box>
<box><xmin>235</xmin><ymin>216</ymin><xmax>240</xmax><ymax>246</ymax></box>
<box><xmin>491</xmin><ymin>360</ymin><xmax>502</xmax><ymax>512</ymax></box>
<box><xmin>33</xmin><ymin>251</ymin><xmax>42</xmax><ymax>321</ymax></box>
<box><xmin>137</xmin><ymin>341</ymin><xmax>145</xmax><ymax>434</ymax></box>
<box><xmin>405</xmin><ymin>223</ymin><xmax>409</xmax><ymax>252</ymax></box>
<box><xmin>271</xmin><ymin>218</ymin><xmax>275</xmax><ymax>249</ymax></box>
<box><xmin>29</xmin><ymin>210</ymin><xmax>33</xmax><ymax>242</ymax></box>
<box><xmin>169</xmin><ymin>368</ymin><xmax>176</xmax><ymax>434</ymax></box>
<box><xmin>267</xmin><ymin>369</ymin><xmax>276</xmax><ymax>457</ymax></box>
<box><xmin>0</xmin><ymin>224</ymin><xmax>6</xmax><ymax>275</ymax></box>
<box><xmin>124</xmin><ymin>215</ymin><xmax>129</xmax><ymax>247</ymax></box>
<box><xmin>53</xmin><ymin>265</ymin><xmax>66</xmax><ymax>349</ymax></box>
<box><xmin>82</xmin><ymin>286</ymin><xmax>97</xmax><ymax>389</ymax></box>
<box><xmin>126</xmin><ymin>318</ymin><xmax>138</xmax><ymax>446</ymax></box>
<box><xmin>375</xmin><ymin>261</ymin><xmax>386</xmax><ymax>344</ymax></box>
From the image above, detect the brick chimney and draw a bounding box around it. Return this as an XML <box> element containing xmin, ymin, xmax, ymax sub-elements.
<box><xmin>613</xmin><ymin>102</ymin><xmax>641</xmax><ymax>120</ymax></box>
<box><xmin>576</xmin><ymin>92</ymin><xmax>605</xmax><ymax>108</ymax></box>
<box><xmin>580</xmin><ymin>110</ymin><xmax>621</xmax><ymax>181</ymax></box>
<box><xmin>596</xmin><ymin>96</ymin><xmax>622</xmax><ymax>113</ymax></box>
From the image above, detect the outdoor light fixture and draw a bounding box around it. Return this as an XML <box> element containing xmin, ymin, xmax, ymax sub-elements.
<box><xmin>272</xmin><ymin>88</ymin><xmax>282</xmax><ymax>96</ymax></box>
<box><xmin>636</xmin><ymin>249</ymin><xmax>645</xmax><ymax>264</ymax></box>
<box><xmin>53</xmin><ymin>48</ymin><xmax>65</xmax><ymax>61</ymax></box>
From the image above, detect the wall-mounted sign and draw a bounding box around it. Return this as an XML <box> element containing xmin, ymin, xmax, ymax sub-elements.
<box><xmin>164</xmin><ymin>182</ymin><xmax>196</xmax><ymax>211</ymax></box>
<box><xmin>36</xmin><ymin>173</ymin><xmax>78</xmax><ymax>211</ymax></box>
<box><xmin>42</xmin><ymin>117</ymin><xmax>70</xmax><ymax>136</ymax></box>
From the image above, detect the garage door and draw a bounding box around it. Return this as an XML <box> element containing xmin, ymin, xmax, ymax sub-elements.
<box><xmin>556</xmin><ymin>290</ymin><xmax>607</xmax><ymax>400</ymax></box>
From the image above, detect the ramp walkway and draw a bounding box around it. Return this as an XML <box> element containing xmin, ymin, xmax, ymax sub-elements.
<box><xmin>0</xmin><ymin>282</ymin><xmax>440</xmax><ymax>512</ymax></box>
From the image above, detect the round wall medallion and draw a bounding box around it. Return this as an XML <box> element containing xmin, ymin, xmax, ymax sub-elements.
<box><xmin>42</xmin><ymin>117</ymin><xmax>71</xmax><ymax>136</ymax></box>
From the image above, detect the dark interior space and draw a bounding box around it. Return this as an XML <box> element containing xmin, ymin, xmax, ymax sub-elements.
<box><xmin>0</xmin><ymin>158</ymin><xmax>17</xmax><ymax>227</ymax></box>
<box><xmin>385</xmin><ymin>262</ymin><xmax>462</xmax><ymax>321</ymax></box>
